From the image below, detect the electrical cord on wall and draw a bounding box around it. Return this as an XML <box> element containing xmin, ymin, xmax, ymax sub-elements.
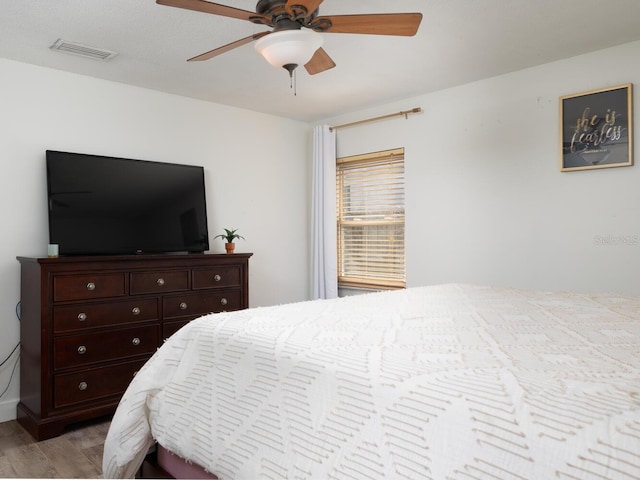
<box><xmin>0</xmin><ymin>301</ymin><xmax>21</xmax><ymax>399</ymax></box>
<box><xmin>0</xmin><ymin>343</ymin><xmax>20</xmax><ymax>399</ymax></box>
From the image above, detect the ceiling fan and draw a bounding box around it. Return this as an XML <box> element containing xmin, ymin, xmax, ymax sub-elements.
<box><xmin>156</xmin><ymin>0</ymin><xmax>423</xmax><ymax>78</ymax></box>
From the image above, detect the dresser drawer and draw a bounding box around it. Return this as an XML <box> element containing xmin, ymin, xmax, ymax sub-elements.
<box><xmin>192</xmin><ymin>266</ymin><xmax>241</xmax><ymax>290</ymax></box>
<box><xmin>54</xmin><ymin>325</ymin><xmax>158</xmax><ymax>369</ymax></box>
<box><xmin>130</xmin><ymin>270</ymin><xmax>189</xmax><ymax>295</ymax></box>
<box><xmin>163</xmin><ymin>320</ymin><xmax>190</xmax><ymax>340</ymax></box>
<box><xmin>53</xmin><ymin>298</ymin><xmax>159</xmax><ymax>333</ymax></box>
<box><xmin>53</xmin><ymin>273</ymin><xmax>126</xmax><ymax>302</ymax></box>
<box><xmin>53</xmin><ymin>359</ymin><xmax>147</xmax><ymax>409</ymax></box>
<box><xmin>163</xmin><ymin>290</ymin><xmax>242</xmax><ymax>319</ymax></box>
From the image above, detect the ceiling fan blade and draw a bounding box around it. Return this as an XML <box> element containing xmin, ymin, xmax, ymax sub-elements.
<box><xmin>285</xmin><ymin>0</ymin><xmax>324</xmax><ymax>19</ymax></box>
<box><xmin>187</xmin><ymin>32</ymin><xmax>270</xmax><ymax>62</ymax></box>
<box><xmin>314</xmin><ymin>13</ymin><xmax>422</xmax><ymax>36</ymax></box>
<box><xmin>156</xmin><ymin>0</ymin><xmax>266</xmax><ymax>23</ymax></box>
<box><xmin>304</xmin><ymin>48</ymin><xmax>335</xmax><ymax>75</ymax></box>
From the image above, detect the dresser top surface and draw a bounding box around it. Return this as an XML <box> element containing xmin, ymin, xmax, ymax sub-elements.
<box><xmin>18</xmin><ymin>252</ymin><xmax>253</xmax><ymax>265</ymax></box>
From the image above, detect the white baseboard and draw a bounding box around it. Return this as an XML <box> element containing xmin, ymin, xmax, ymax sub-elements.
<box><xmin>0</xmin><ymin>398</ymin><xmax>18</xmax><ymax>423</ymax></box>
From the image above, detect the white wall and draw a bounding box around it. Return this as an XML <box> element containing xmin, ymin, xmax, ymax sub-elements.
<box><xmin>323</xmin><ymin>40</ymin><xmax>640</xmax><ymax>295</ymax></box>
<box><xmin>0</xmin><ymin>59</ymin><xmax>311</xmax><ymax>421</ymax></box>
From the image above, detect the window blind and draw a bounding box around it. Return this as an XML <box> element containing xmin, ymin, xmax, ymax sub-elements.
<box><xmin>336</xmin><ymin>148</ymin><xmax>405</xmax><ymax>289</ymax></box>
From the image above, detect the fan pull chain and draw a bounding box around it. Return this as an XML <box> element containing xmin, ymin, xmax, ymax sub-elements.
<box><xmin>283</xmin><ymin>63</ymin><xmax>297</xmax><ymax>96</ymax></box>
<box><xmin>292</xmin><ymin>68</ymin><xmax>297</xmax><ymax>96</ymax></box>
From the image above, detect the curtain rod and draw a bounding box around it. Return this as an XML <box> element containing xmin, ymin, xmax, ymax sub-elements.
<box><xmin>329</xmin><ymin>107</ymin><xmax>422</xmax><ymax>132</ymax></box>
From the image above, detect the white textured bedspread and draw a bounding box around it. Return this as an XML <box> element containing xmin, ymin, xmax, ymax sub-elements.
<box><xmin>103</xmin><ymin>284</ymin><xmax>640</xmax><ymax>479</ymax></box>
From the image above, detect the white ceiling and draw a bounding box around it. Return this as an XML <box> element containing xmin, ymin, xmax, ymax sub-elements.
<box><xmin>2</xmin><ymin>0</ymin><xmax>640</xmax><ymax>123</ymax></box>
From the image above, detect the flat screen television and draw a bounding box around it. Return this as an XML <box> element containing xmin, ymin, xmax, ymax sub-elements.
<box><xmin>46</xmin><ymin>150</ymin><xmax>209</xmax><ymax>256</ymax></box>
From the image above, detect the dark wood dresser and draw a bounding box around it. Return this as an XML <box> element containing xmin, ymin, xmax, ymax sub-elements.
<box><xmin>16</xmin><ymin>253</ymin><xmax>252</xmax><ymax>440</ymax></box>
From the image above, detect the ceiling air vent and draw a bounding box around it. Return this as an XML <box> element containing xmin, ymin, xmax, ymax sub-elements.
<box><xmin>50</xmin><ymin>39</ymin><xmax>118</xmax><ymax>61</ymax></box>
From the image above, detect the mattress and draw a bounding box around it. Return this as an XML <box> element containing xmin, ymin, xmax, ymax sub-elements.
<box><xmin>102</xmin><ymin>284</ymin><xmax>640</xmax><ymax>479</ymax></box>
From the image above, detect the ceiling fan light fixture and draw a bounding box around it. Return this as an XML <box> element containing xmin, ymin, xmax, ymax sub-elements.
<box><xmin>254</xmin><ymin>30</ymin><xmax>323</xmax><ymax>71</ymax></box>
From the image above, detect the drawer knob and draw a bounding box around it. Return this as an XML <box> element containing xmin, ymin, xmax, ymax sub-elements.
<box><xmin>214</xmin><ymin>274</ymin><xmax>222</xmax><ymax>282</ymax></box>
<box><xmin>132</xmin><ymin>307</ymin><xmax>141</xmax><ymax>315</ymax></box>
<box><xmin>78</xmin><ymin>382</ymin><xmax>88</xmax><ymax>391</ymax></box>
<box><xmin>179</xmin><ymin>302</ymin><xmax>187</xmax><ymax>310</ymax></box>
<box><xmin>132</xmin><ymin>337</ymin><xmax>141</xmax><ymax>346</ymax></box>
<box><xmin>77</xmin><ymin>345</ymin><xmax>87</xmax><ymax>355</ymax></box>
<box><xmin>157</xmin><ymin>278</ymin><xmax>165</xmax><ymax>286</ymax></box>
<box><xmin>86</xmin><ymin>282</ymin><xmax>96</xmax><ymax>291</ymax></box>
<box><xmin>77</xmin><ymin>312</ymin><xmax>87</xmax><ymax>321</ymax></box>
<box><xmin>220</xmin><ymin>298</ymin><xmax>228</xmax><ymax>306</ymax></box>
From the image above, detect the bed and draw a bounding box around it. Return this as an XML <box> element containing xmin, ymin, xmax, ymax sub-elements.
<box><xmin>102</xmin><ymin>284</ymin><xmax>640</xmax><ymax>479</ymax></box>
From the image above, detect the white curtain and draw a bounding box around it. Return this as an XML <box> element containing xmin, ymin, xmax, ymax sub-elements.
<box><xmin>311</xmin><ymin>125</ymin><xmax>338</xmax><ymax>299</ymax></box>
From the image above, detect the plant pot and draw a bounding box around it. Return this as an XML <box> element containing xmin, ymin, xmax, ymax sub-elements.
<box><xmin>225</xmin><ymin>242</ymin><xmax>235</xmax><ymax>254</ymax></box>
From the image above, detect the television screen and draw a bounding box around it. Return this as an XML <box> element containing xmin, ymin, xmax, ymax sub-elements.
<box><xmin>46</xmin><ymin>150</ymin><xmax>209</xmax><ymax>256</ymax></box>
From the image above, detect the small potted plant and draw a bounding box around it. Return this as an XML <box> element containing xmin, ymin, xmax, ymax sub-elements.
<box><xmin>214</xmin><ymin>228</ymin><xmax>245</xmax><ymax>254</ymax></box>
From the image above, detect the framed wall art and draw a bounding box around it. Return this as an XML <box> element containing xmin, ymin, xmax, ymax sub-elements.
<box><xmin>559</xmin><ymin>83</ymin><xmax>633</xmax><ymax>172</ymax></box>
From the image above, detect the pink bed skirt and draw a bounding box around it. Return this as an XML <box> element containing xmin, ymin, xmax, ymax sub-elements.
<box><xmin>157</xmin><ymin>444</ymin><xmax>218</xmax><ymax>479</ymax></box>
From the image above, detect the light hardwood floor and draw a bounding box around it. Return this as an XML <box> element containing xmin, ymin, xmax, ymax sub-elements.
<box><xmin>0</xmin><ymin>418</ymin><xmax>109</xmax><ymax>478</ymax></box>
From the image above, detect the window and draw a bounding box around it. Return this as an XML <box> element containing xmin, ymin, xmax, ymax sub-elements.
<box><xmin>336</xmin><ymin>148</ymin><xmax>405</xmax><ymax>290</ymax></box>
